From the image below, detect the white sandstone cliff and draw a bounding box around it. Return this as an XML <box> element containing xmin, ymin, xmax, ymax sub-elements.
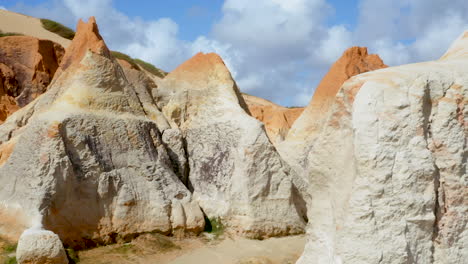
<box><xmin>292</xmin><ymin>32</ymin><xmax>467</xmax><ymax>264</ymax></box>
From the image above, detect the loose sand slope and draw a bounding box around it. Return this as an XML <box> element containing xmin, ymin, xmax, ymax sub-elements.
<box><xmin>0</xmin><ymin>9</ymin><xmax>71</xmax><ymax>47</ymax></box>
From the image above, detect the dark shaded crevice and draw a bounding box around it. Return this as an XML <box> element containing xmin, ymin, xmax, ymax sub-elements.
<box><xmin>291</xmin><ymin>183</ymin><xmax>308</xmax><ymax>223</ymax></box>
<box><xmin>181</xmin><ymin>135</ymin><xmax>194</xmax><ymax>192</ymax></box>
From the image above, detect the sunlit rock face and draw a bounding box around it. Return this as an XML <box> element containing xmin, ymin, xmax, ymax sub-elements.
<box><xmin>155</xmin><ymin>52</ymin><xmax>307</xmax><ymax>238</ymax></box>
<box><xmin>0</xmin><ymin>35</ymin><xmax>64</xmax><ymax>123</ymax></box>
<box><xmin>294</xmin><ymin>34</ymin><xmax>467</xmax><ymax>264</ymax></box>
<box><xmin>0</xmin><ymin>17</ymin><xmax>204</xmax><ymax>249</ymax></box>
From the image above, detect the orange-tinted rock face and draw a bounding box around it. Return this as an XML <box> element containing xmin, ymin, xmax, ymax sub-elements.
<box><xmin>243</xmin><ymin>94</ymin><xmax>304</xmax><ymax>143</ymax></box>
<box><xmin>59</xmin><ymin>16</ymin><xmax>110</xmax><ymax>72</ymax></box>
<box><xmin>162</xmin><ymin>52</ymin><xmax>251</xmax><ymax>114</ymax></box>
<box><xmin>286</xmin><ymin>47</ymin><xmax>387</xmax><ymax>142</ymax></box>
<box><xmin>0</xmin><ymin>36</ymin><xmax>64</xmax><ymax>123</ymax></box>
<box><xmin>307</xmin><ymin>46</ymin><xmax>387</xmax><ymax>121</ymax></box>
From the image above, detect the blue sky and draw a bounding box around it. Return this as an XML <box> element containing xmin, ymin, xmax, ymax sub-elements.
<box><xmin>1</xmin><ymin>0</ymin><xmax>467</xmax><ymax>106</ymax></box>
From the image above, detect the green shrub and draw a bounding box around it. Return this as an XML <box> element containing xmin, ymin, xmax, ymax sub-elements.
<box><xmin>3</xmin><ymin>244</ymin><xmax>16</xmax><ymax>254</ymax></box>
<box><xmin>40</xmin><ymin>18</ymin><xmax>75</xmax><ymax>40</ymax></box>
<box><xmin>4</xmin><ymin>256</ymin><xmax>17</xmax><ymax>264</ymax></box>
<box><xmin>204</xmin><ymin>217</ymin><xmax>225</xmax><ymax>238</ymax></box>
<box><xmin>65</xmin><ymin>248</ymin><xmax>79</xmax><ymax>263</ymax></box>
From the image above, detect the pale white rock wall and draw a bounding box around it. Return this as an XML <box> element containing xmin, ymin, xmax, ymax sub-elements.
<box><xmin>294</xmin><ymin>32</ymin><xmax>467</xmax><ymax>264</ymax></box>
<box><xmin>155</xmin><ymin>52</ymin><xmax>307</xmax><ymax>238</ymax></box>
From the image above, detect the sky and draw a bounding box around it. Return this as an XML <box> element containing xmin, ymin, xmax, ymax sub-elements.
<box><xmin>1</xmin><ymin>0</ymin><xmax>467</xmax><ymax>106</ymax></box>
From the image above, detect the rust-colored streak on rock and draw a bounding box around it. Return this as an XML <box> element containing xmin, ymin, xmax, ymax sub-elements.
<box><xmin>59</xmin><ymin>16</ymin><xmax>110</xmax><ymax>71</ymax></box>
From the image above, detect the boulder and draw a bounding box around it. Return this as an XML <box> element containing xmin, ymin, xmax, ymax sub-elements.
<box><xmin>242</xmin><ymin>93</ymin><xmax>304</xmax><ymax>144</ymax></box>
<box><xmin>0</xmin><ymin>17</ymin><xmax>204</xmax><ymax>248</ymax></box>
<box><xmin>295</xmin><ymin>33</ymin><xmax>467</xmax><ymax>264</ymax></box>
<box><xmin>155</xmin><ymin>52</ymin><xmax>307</xmax><ymax>238</ymax></box>
<box><xmin>16</xmin><ymin>229</ymin><xmax>68</xmax><ymax>264</ymax></box>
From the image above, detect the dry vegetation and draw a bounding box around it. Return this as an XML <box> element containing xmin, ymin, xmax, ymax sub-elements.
<box><xmin>0</xmin><ymin>236</ymin><xmax>17</xmax><ymax>264</ymax></box>
<box><xmin>40</xmin><ymin>18</ymin><xmax>75</xmax><ymax>40</ymax></box>
<box><xmin>0</xmin><ymin>30</ymin><xmax>22</xmax><ymax>37</ymax></box>
<box><xmin>111</xmin><ymin>51</ymin><xmax>168</xmax><ymax>78</ymax></box>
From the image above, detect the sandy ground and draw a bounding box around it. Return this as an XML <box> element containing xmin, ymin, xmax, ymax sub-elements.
<box><xmin>0</xmin><ymin>9</ymin><xmax>71</xmax><ymax>47</ymax></box>
<box><xmin>78</xmin><ymin>234</ymin><xmax>306</xmax><ymax>264</ymax></box>
<box><xmin>169</xmin><ymin>235</ymin><xmax>305</xmax><ymax>264</ymax></box>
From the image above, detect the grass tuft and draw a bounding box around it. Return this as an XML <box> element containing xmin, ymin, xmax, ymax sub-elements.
<box><xmin>40</xmin><ymin>18</ymin><xmax>75</xmax><ymax>40</ymax></box>
<box><xmin>0</xmin><ymin>30</ymin><xmax>23</xmax><ymax>37</ymax></box>
<box><xmin>4</xmin><ymin>256</ymin><xmax>17</xmax><ymax>264</ymax></box>
<box><xmin>66</xmin><ymin>248</ymin><xmax>80</xmax><ymax>264</ymax></box>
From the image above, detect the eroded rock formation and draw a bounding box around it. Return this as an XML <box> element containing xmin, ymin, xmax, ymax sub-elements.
<box><xmin>0</xmin><ymin>17</ymin><xmax>204</xmax><ymax>248</ymax></box>
<box><xmin>0</xmin><ymin>35</ymin><xmax>64</xmax><ymax>123</ymax></box>
<box><xmin>243</xmin><ymin>93</ymin><xmax>304</xmax><ymax>144</ymax></box>
<box><xmin>155</xmin><ymin>52</ymin><xmax>307</xmax><ymax>238</ymax></box>
<box><xmin>281</xmin><ymin>47</ymin><xmax>387</xmax><ymax>172</ymax></box>
<box><xmin>293</xmin><ymin>34</ymin><xmax>467</xmax><ymax>264</ymax></box>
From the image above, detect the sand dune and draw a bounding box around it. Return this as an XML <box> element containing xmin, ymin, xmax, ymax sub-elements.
<box><xmin>0</xmin><ymin>9</ymin><xmax>70</xmax><ymax>47</ymax></box>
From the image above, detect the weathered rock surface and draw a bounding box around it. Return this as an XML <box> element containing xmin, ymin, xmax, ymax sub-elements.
<box><xmin>155</xmin><ymin>52</ymin><xmax>307</xmax><ymax>238</ymax></box>
<box><xmin>0</xmin><ymin>63</ymin><xmax>19</xmax><ymax>123</ymax></box>
<box><xmin>242</xmin><ymin>93</ymin><xmax>304</xmax><ymax>144</ymax></box>
<box><xmin>0</xmin><ymin>35</ymin><xmax>64</xmax><ymax>122</ymax></box>
<box><xmin>0</xmin><ymin>17</ymin><xmax>204</xmax><ymax>248</ymax></box>
<box><xmin>294</xmin><ymin>34</ymin><xmax>467</xmax><ymax>264</ymax></box>
<box><xmin>281</xmin><ymin>47</ymin><xmax>387</xmax><ymax>172</ymax></box>
<box><xmin>16</xmin><ymin>229</ymin><xmax>68</xmax><ymax>264</ymax></box>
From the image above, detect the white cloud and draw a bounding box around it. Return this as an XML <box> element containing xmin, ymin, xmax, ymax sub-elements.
<box><xmin>0</xmin><ymin>6</ymin><xmax>7</xmax><ymax>10</ymax></box>
<box><xmin>355</xmin><ymin>0</ymin><xmax>468</xmax><ymax>65</ymax></box>
<box><xmin>315</xmin><ymin>25</ymin><xmax>353</xmax><ymax>65</ymax></box>
<box><xmin>9</xmin><ymin>0</ymin><xmax>468</xmax><ymax>107</ymax></box>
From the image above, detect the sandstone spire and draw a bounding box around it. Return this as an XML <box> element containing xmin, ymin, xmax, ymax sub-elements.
<box><xmin>156</xmin><ymin>52</ymin><xmax>307</xmax><ymax>238</ymax></box>
<box><xmin>59</xmin><ymin>17</ymin><xmax>109</xmax><ymax>71</ymax></box>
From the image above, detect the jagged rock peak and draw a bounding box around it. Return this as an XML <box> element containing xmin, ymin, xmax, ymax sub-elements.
<box><xmin>169</xmin><ymin>52</ymin><xmax>228</xmax><ymax>80</ymax></box>
<box><xmin>285</xmin><ymin>46</ymin><xmax>387</xmax><ymax>145</ymax></box>
<box><xmin>60</xmin><ymin>16</ymin><xmax>110</xmax><ymax>71</ymax></box>
<box><xmin>313</xmin><ymin>46</ymin><xmax>387</xmax><ymax>104</ymax></box>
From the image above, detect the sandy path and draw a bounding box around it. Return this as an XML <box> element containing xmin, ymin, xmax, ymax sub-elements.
<box><xmin>78</xmin><ymin>234</ymin><xmax>305</xmax><ymax>264</ymax></box>
<box><xmin>0</xmin><ymin>9</ymin><xmax>71</xmax><ymax>47</ymax></box>
<box><xmin>168</xmin><ymin>235</ymin><xmax>305</xmax><ymax>264</ymax></box>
